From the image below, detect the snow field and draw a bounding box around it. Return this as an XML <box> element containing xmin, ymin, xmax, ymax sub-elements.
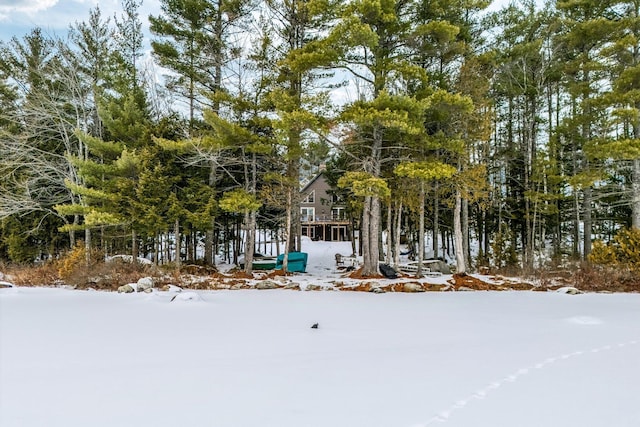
<box><xmin>2</xmin><ymin>288</ymin><xmax>640</xmax><ymax>427</ymax></box>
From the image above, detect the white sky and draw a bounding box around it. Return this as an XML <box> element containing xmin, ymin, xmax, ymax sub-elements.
<box><xmin>0</xmin><ymin>0</ymin><xmax>160</xmax><ymax>41</ymax></box>
<box><xmin>0</xmin><ymin>0</ymin><xmax>519</xmax><ymax>42</ymax></box>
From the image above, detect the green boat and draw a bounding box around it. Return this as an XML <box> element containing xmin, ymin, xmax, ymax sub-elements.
<box><xmin>252</xmin><ymin>258</ymin><xmax>277</xmax><ymax>270</ymax></box>
<box><xmin>275</xmin><ymin>252</ymin><xmax>308</xmax><ymax>273</ymax></box>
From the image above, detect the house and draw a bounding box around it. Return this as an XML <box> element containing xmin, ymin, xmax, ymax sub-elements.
<box><xmin>300</xmin><ymin>171</ymin><xmax>351</xmax><ymax>241</ymax></box>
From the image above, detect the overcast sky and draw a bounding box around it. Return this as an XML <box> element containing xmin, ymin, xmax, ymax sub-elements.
<box><xmin>0</xmin><ymin>0</ymin><xmax>521</xmax><ymax>43</ymax></box>
<box><xmin>0</xmin><ymin>0</ymin><xmax>160</xmax><ymax>42</ymax></box>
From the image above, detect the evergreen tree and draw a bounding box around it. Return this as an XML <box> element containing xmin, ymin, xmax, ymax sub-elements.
<box><xmin>69</xmin><ymin>5</ymin><xmax>113</xmax><ymax>140</ymax></box>
<box><xmin>600</xmin><ymin>0</ymin><xmax>640</xmax><ymax>229</ymax></box>
<box><xmin>489</xmin><ymin>1</ymin><xmax>559</xmax><ymax>269</ymax></box>
<box><xmin>555</xmin><ymin>0</ymin><xmax>616</xmax><ymax>258</ymax></box>
<box><xmin>293</xmin><ymin>0</ymin><xmax>429</xmax><ymax>276</ymax></box>
<box><xmin>149</xmin><ymin>0</ymin><xmax>249</xmax><ymax>132</ymax></box>
<box><xmin>265</xmin><ymin>0</ymin><xmax>337</xmax><ymax>258</ymax></box>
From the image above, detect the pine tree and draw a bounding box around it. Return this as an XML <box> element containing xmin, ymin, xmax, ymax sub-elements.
<box><xmin>149</xmin><ymin>0</ymin><xmax>248</xmax><ymax>132</ymax></box>
<box><xmin>556</xmin><ymin>0</ymin><xmax>616</xmax><ymax>258</ymax></box>
<box><xmin>264</xmin><ymin>0</ymin><xmax>337</xmax><ymax>257</ymax></box>
<box><xmin>599</xmin><ymin>0</ymin><xmax>640</xmax><ymax>229</ymax></box>
<box><xmin>292</xmin><ymin>0</ymin><xmax>428</xmax><ymax>276</ymax></box>
<box><xmin>489</xmin><ymin>1</ymin><xmax>559</xmax><ymax>269</ymax></box>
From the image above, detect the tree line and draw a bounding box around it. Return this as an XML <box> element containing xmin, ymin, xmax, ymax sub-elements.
<box><xmin>0</xmin><ymin>0</ymin><xmax>638</xmax><ymax>276</ymax></box>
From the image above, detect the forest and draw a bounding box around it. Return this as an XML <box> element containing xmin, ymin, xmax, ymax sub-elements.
<box><xmin>1</xmin><ymin>0</ymin><xmax>639</xmax><ymax>277</ymax></box>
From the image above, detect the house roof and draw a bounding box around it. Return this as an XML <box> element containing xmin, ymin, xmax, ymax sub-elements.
<box><xmin>300</xmin><ymin>171</ymin><xmax>325</xmax><ymax>193</ymax></box>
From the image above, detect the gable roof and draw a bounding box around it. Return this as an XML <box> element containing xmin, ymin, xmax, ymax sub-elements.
<box><xmin>300</xmin><ymin>171</ymin><xmax>326</xmax><ymax>193</ymax></box>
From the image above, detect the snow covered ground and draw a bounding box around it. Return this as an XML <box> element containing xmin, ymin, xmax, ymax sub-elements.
<box><xmin>2</xmin><ymin>239</ymin><xmax>640</xmax><ymax>426</ymax></box>
<box><xmin>2</xmin><ymin>285</ymin><xmax>640</xmax><ymax>427</ymax></box>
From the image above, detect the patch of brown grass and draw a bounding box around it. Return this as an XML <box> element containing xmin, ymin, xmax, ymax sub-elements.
<box><xmin>227</xmin><ymin>270</ymin><xmax>254</xmax><ymax>279</ymax></box>
<box><xmin>571</xmin><ymin>266</ymin><xmax>640</xmax><ymax>293</ymax></box>
<box><xmin>5</xmin><ymin>262</ymin><xmax>60</xmax><ymax>287</ymax></box>
<box><xmin>180</xmin><ymin>264</ymin><xmax>218</xmax><ymax>275</ymax></box>
<box><xmin>266</xmin><ymin>269</ymin><xmax>289</xmax><ymax>278</ymax></box>
<box><xmin>347</xmin><ymin>267</ymin><xmax>384</xmax><ymax>280</ymax></box>
<box><xmin>339</xmin><ymin>282</ymin><xmax>375</xmax><ymax>292</ymax></box>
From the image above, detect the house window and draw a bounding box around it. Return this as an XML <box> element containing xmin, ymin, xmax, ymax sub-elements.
<box><xmin>301</xmin><ymin>207</ymin><xmax>315</xmax><ymax>222</ymax></box>
<box><xmin>331</xmin><ymin>207</ymin><xmax>345</xmax><ymax>221</ymax></box>
<box><xmin>303</xmin><ymin>190</ymin><xmax>315</xmax><ymax>203</ymax></box>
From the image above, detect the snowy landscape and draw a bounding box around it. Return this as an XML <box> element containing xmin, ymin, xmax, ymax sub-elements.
<box><xmin>2</xmin><ymin>240</ymin><xmax>640</xmax><ymax>427</ymax></box>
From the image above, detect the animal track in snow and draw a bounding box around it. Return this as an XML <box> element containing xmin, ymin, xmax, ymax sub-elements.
<box><xmin>420</xmin><ymin>338</ymin><xmax>640</xmax><ymax>426</ymax></box>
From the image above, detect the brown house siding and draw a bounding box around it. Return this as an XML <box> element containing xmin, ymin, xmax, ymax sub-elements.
<box><xmin>300</xmin><ymin>173</ymin><xmax>350</xmax><ymax>242</ymax></box>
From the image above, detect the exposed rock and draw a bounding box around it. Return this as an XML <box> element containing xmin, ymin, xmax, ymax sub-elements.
<box><xmin>285</xmin><ymin>282</ymin><xmax>301</xmax><ymax>290</ymax></box>
<box><xmin>305</xmin><ymin>284</ymin><xmax>323</xmax><ymax>291</ymax></box>
<box><xmin>160</xmin><ymin>284</ymin><xmax>182</xmax><ymax>292</ymax></box>
<box><xmin>118</xmin><ymin>284</ymin><xmax>135</xmax><ymax>293</ymax></box>
<box><xmin>478</xmin><ymin>266</ymin><xmax>491</xmax><ymax>275</ymax></box>
<box><xmin>136</xmin><ymin>277</ymin><xmax>154</xmax><ymax>292</ymax></box>
<box><xmin>556</xmin><ymin>286</ymin><xmax>583</xmax><ymax>295</ymax></box>
<box><xmin>0</xmin><ymin>280</ymin><xmax>15</xmax><ymax>289</ymax></box>
<box><xmin>402</xmin><ymin>282</ymin><xmax>425</xmax><ymax>293</ymax></box>
<box><xmin>255</xmin><ymin>280</ymin><xmax>280</xmax><ymax>290</ymax></box>
<box><xmin>230</xmin><ymin>282</ymin><xmax>251</xmax><ymax>290</ymax></box>
<box><xmin>370</xmin><ymin>287</ymin><xmax>385</xmax><ymax>293</ymax></box>
<box><xmin>426</xmin><ymin>260</ymin><xmax>452</xmax><ymax>274</ymax></box>
<box><xmin>424</xmin><ymin>283</ymin><xmax>453</xmax><ymax>292</ymax></box>
<box><xmin>340</xmin><ymin>282</ymin><xmax>375</xmax><ymax>292</ymax></box>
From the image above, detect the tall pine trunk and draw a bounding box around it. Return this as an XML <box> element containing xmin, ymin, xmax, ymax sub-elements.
<box><xmin>385</xmin><ymin>202</ymin><xmax>392</xmax><ymax>265</ymax></box>
<box><xmin>282</xmin><ymin>188</ymin><xmax>293</xmax><ymax>273</ymax></box>
<box><xmin>417</xmin><ymin>181</ymin><xmax>425</xmax><ymax>277</ymax></box>
<box><xmin>85</xmin><ymin>227</ymin><xmax>91</xmax><ymax>265</ymax></box>
<box><xmin>454</xmin><ymin>190</ymin><xmax>466</xmax><ymax>273</ymax></box>
<box><xmin>583</xmin><ymin>187</ymin><xmax>592</xmax><ymax>257</ymax></box>
<box><xmin>433</xmin><ymin>184</ymin><xmax>439</xmax><ymax>258</ymax></box>
<box><xmin>633</xmin><ymin>160</ymin><xmax>640</xmax><ymax>229</ymax></box>
<box><xmin>132</xmin><ymin>229</ymin><xmax>138</xmax><ymax>266</ymax></box>
<box><xmin>394</xmin><ymin>201</ymin><xmax>402</xmax><ymax>268</ymax></box>
<box><xmin>462</xmin><ymin>197</ymin><xmax>470</xmax><ymax>271</ymax></box>
<box><xmin>244</xmin><ymin>210</ymin><xmax>257</xmax><ymax>275</ymax></box>
<box><xmin>175</xmin><ymin>218</ymin><xmax>181</xmax><ymax>270</ymax></box>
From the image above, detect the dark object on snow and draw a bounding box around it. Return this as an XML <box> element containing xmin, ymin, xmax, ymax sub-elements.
<box><xmin>379</xmin><ymin>263</ymin><xmax>398</xmax><ymax>279</ymax></box>
<box><xmin>311</xmin><ymin>323</ymin><xmax>319</xmax><ymax>329</ymax></box>
<box><xmin>345</xmin><ymin>266</ymin><xmax>355</xmax><ymax>272</ymax></box>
